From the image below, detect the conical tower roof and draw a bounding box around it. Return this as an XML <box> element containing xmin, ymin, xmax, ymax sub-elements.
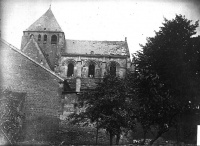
<box><xmin>26</xmin><ymin>7</ymin><xmax>63</xmax><ymax>32</ymax></box>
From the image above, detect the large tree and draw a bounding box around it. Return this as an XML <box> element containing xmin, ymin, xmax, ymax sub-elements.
<box><xmin>134</xmin><ymin>15</ymin><xmax>200</xmax><ymax>144</ymax></box>
<box><xmin>69</xmin><ymin>73</ymin><xmax>133</xmax><ymax>145</ymax></box>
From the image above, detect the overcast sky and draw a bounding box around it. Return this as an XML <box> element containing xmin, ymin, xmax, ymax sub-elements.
<box><xmin>1</xmin><ymin>0</ymin><xmax>200</xmax><ymax>56</ymax></box>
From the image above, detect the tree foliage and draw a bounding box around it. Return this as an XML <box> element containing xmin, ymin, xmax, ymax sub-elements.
<box><xmin>68</xmin><ymin>15</ymin><xmax>200</xmax><ymax>145</ymax></box>
<box><xmin>134</xmin><ymin>14</ymin><xmax>200</xmax><ymax>144</ymax></box>
<box><xmin>69</xmin><ymin>73</ymin><xmax>135</xmax><ymax>145</ymax></box>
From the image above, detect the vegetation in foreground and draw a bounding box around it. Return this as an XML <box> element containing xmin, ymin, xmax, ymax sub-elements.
<box><xmin>68</xmin><ymin>15</ymin><xmax>200</xmax><ymax>145</ymax></box>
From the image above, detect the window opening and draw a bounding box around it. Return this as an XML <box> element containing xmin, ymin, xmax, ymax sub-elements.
<box><xmin>51</xmin><ymin>35</ymin><xmax>57</xmax><ymax>44</ymax></box>
<box><xmin>67</xmin><ymin>63</ymin><xmax>74</xmax><ymax>77</ymax></box>
<box><xmin>38</xmin><ymin>34</ymin><xmax>41</xmax><ymax>41</ymax></box>
<box><xmin>30</xmin><ymin>34</ymin><xmax>34</xmax><ymax>38</ymax></box>
<box><xmin>110</xmin><ymin>63</ymin><xmax>116</xmax><ymax>76</ymax></box>
<box><xmin>88</xmin><ymin>64</ymin><xmax>95</xmax><ymax>77</ymax></box>
<box><xmin>44</xmin><ymin>34</ymin><xmax>47</xmax><ymax>44</ymax></box>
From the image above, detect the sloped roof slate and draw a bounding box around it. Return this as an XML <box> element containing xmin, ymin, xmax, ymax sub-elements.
<box><xmin>64</xmin><ymin>39</ymin><xmax>130</xmax><ymax>56</ymax></box>
<box><xmin>26</xmin><ymin>8</ymin><xmax>63</xmax><ymax>32</ymax></box>
<box><xmin>21</xmin><ymin>37</ymin><xmax>51</xmax><ymax>70</ymax></box>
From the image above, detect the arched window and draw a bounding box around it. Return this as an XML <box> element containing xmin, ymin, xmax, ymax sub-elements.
<box><xmin>110</xmin><ymin>62</ymin><xmax>116</xmax><ymax>76</ymax></box>
<box><xmin>88</xmin><ymin>64</ymin><xmax>95</xmax><ymax>77</ymax></box>
<box><xmin>51</xmin><ymin>35</ymin><xmax>57</xmax><ymax>44</ymax></box>
<box><xmin>30</xmin><ymin>34</ymin><xmax>34</xmax><ymax>38</ymax></box>
<box><xmin>38</xmin><ymin>34</ymin><xmax>41</xmax><ymax>41</ymax></box>
<box><xmin>67</xmin><ymin>63</ymin><xmax>74</xmax><ymax>77</ymax></box>
<box><xmin>44</xmin><ymin>34</ymin><xmax>47</xmax><ymax>44</ymax></box>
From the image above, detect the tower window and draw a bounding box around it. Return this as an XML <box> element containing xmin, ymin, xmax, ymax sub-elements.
<box><xmin>38</xmin><ymin>34</ymin><xmax>41</xmax><ymax>41</ymax></box>
<box><xmin>44</xmin><ymin>34</ymin><xmax>47</xmax><ymax>44</ymax></box>
<box><xmin>51</xmin><ymin>35</ymin><xmax>57</xmax><ymax>44</ymax></box>
<box><xmin>110</xmin><ymin>62</ymin><xmax>116</xmax><ymax>76</ymax></box>
<box><xmin>30</xmin><ymin>34</ymin><xmax>34</xmax><ymax>38</ymax></box>
<box><xmin>88</xmin><ymin>64</ymin><xmax>95</xmax><ymax>77</ymax></box>
<box><xmin>67</xmin><ymin>63</ymin><xmax>74</xmax><ymax>77</ymax></box>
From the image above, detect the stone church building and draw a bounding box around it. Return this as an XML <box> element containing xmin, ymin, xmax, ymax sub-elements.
<box><xmin>1</xmin><ymin>7</ymin><xmax>134</xmax><ymax>143</ymax></box>
<box><xmin>20</xmin><ymin>7</ymin><xmax>133</xmax><ymax>118</ymax></box>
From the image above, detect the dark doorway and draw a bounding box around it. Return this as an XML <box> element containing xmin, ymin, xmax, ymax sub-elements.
<box><xmin>88</xmin><ymin>64</ymin><xmax>95</xmax><ymax>77</ymax></box>
<box><xmin>67</xmin><ymin>63</ymin><xmax>74</xmax><ymax>77</ymax></box>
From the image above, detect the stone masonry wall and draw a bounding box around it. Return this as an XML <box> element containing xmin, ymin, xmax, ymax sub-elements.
<box><xmin>21</xmin><ymin>31</ymin><xmax>65</xmax><ymax>70</ymax></box>
<box><xmin>58</xmin><ymin>55</ymin><xmax>128</xmax><ymax>79</ymax></box>
<box><xmin>1</xmin><ymin>41</ymin><xmax>62</xmax><ymax>142</ymax></box>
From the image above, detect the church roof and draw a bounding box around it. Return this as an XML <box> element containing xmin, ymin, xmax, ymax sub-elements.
<box><xmin>25</xmin><ymin>8</ymin><xmax>63</xmax><ymax>32</ymax></box>
<box><xmin>64</xmin><ymin>39</ymin><xmax>130</xmax><ymax>57</ymax></box>
<box><xmin>21</xmin><ymin>37</ymin><xmax>51</xmax><ymax>70</ymax></box>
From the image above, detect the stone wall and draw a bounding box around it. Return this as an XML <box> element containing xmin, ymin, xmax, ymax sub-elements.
<box><xmin>1</xmin><ymin>40</ymin><xmax>62</xmax><ymax>142</ymax></box>
<box><xmin>58</xmin><ymin>55</ymin><xmax>128</xmax><ymax>79</ymax></box>
<box><xmin>21</xmin><ymin>31</ymin><xmax>65</xmax><ymax>70</ymax></box>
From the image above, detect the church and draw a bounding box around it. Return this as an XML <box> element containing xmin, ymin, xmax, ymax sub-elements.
<box><xmin>21</xmin><ymin>7</ymin><xmax>133</xmax><ymax>91</ymax></box>
<box><xmin>20</xmin><ymin>7</ymin><xmax>134</xmax><ymax>120</ymax></box>
<box><xmin>1</xmin><ymin>7</ymin><xmax>134</xmax><ymax>143</ymax></box>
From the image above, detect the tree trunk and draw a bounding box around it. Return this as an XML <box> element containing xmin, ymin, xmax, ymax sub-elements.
<box><xmin>116</xmin><ymin>133</ymin><xmax>120</xmax><ymax>145</ymax></box>
<box><xmin>109</xmin><ymin>131</ymin><xmax>113</xmax><ymax>145</ymax></box>
<box><xmin>141</xmin><ymin>129</ymin><xmax>147</xmax><ymax>145</ymax></box>
<box><xmin>96</xmin><ymin>120</ymin><xmax>99</xmax><ymax>145</ymax></box>
<box><xmin>176</xmin><ymin>124</ymin><xmax>180</xmax><ymax>145</ymax></box>
<box><xmin>176</xmin><ymin>113</ymin><xmax>182</xmax><ymax>146</ymax></box>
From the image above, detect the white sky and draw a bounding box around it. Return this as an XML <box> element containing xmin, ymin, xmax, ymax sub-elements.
<box><xmin>1</xmin><ymin>0</ymin><xmax>200</xmax><ymax>56</ymax></box>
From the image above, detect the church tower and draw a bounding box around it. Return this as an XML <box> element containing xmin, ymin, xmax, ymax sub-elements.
<box><xmin>21</xmin><ymin>7</ymin><xmax>65</xmax><ymax>70</ymax></box>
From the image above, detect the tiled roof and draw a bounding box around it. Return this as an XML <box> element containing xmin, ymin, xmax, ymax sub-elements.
<box><xmin>64</xmin><ymin>39</ymin><xmax>130</xmax><ymax>56</ymax></box>
<box><xmin>25</xmin><ymin>8</ymin><xmax>63</xmax><ymax>32</ymax></box>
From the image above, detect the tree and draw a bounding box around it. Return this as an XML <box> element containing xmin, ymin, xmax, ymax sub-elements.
<box><xmin>134</xmin><ymin>15</ymin><xmax>199</xmax><ymax>145</ymax></box>
<box><xmin>133</xmin><ymin>70</ymin><xmax>180</xmax><ymax>145</ymax></box>
<box><xmin>69</xmin><ymin>73</ymin><xmax>133</xmax><ymax>145</ymax></box>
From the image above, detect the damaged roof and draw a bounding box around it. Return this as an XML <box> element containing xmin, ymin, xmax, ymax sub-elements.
<box><xmin>25</xmin><ymin>8</ymin><xmax>63</xmax><ymax>32</ymax></box>
<box><xmin>64</xmin><ymin>39</ymin><xmax>130</xmax><ymax>57</ymax></box>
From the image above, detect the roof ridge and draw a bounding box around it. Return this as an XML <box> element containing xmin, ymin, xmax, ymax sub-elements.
<box><xmin>0</xmin><ymin>38</ymin><xmax>64</xmax><ymax>81</ymax></box>
<box><xmin>66</xmin><ymin>39</ymin><xmax>125</xmax><ymax>43</ymax></box>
